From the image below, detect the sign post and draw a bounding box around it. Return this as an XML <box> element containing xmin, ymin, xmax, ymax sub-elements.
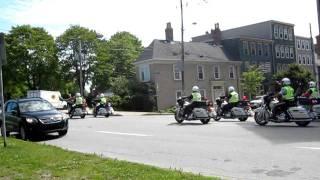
<box><xmin>0</xmin><ymin>32</ymin><xmax>7</xmax><ymax>147</ymax></box>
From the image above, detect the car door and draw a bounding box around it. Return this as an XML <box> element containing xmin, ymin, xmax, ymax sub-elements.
<box><xmin>5</xmin><ymin>102</ymin><xmax>21</xmax><ymax>132</ymax></box>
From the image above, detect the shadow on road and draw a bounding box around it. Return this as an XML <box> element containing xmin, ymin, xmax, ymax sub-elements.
<box><xmin>167</xmin><ymin>122</ymin><xmax>209</xmax><ymax>126</ymax></box>
<box><xmin>27</xmin><ymin>133</ymin><xmax>63</xmax><ymax>142</ymax></box>
<box><xmin>241</xmin><ymin>122</ymin><xmax>320</xmax><ymax>144</ymax></box>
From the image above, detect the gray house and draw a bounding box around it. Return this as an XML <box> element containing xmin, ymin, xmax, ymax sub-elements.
<box><xmin>295</xmin><ymin>36</ymin><xmax>315</xmax><ymax>73</ymax></box>
<box><xmin>134</xmin><ymin>23</ymin><xmax>241</xmax><ymax>110</ymax></box>
<box><xmin>192</xmin><ymin>20</ymin><xmax>296</xmax><ymax>74</ymax></box>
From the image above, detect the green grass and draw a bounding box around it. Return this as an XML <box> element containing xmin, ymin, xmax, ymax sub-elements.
<box><xmin>0</xmin><ymin>138</ymin><xmax>219</xmax><ymax>180</ymax></box>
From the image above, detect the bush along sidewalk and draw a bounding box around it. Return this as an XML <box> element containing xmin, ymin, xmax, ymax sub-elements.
<box><xmin>0</xmin><ymin>138</ymin><xmax>219</xmax><ymax>180</ymax></box>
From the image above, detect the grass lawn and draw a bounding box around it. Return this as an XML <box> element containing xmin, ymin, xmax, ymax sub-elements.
<box><xmin>0</xmin><ymin>138</ymin><xmax>219</xmax><ymax>179</ymax></box>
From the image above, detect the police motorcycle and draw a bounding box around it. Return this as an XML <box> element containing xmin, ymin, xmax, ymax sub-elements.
<box><xmin>93</xmin><ymin>101</ymin><xmax>111</xmax><ymax>117</ymax></box>
<box><xmin>254</xmin><ymin>94</ymin><xmax>313</xmax><ymax>127</ymax></box>
<box><xmin>214</xmin><ymin>96</ymin><xmax>249</xmax><ymax>121</ymax></box>
<box><xmin>174</xmin><ymin>96</ymin><xmax>215</xmax><ymax>124</ymax></box>
<box><xmin>69</xmin><ymin>94</ymin><xmax>87</xmax><ymax>119</ymax></box>
<box><xmin>297</xmin><ymin>96</ymin><xmax>320</xmax><ymax>120</ymax></box>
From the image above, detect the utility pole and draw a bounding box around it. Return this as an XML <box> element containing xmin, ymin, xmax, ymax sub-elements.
<box><xmin>180</xmin><ymin>0</ymin><xmax>185</xmax><ymax>95</ymax></box>
<box><xmin>310</xmin><ymin>24</ymin><xmax>319</xmax><ymax>84</ymax></box>
<box><xmin>0</xmin><ymin>33</ymin><xmax>7</xmax><ymax>147</ymax></box>
<box><xmin>78</xmin><ymin>40</ymin><xmax>83</xmax><ymax>96</ymax></box>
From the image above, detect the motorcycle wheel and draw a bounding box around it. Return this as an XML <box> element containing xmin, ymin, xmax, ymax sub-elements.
<box><xmin>254</xmin><ymin>109</ymin><xmax>268</xmax><ymax>126</ymax></box>
<box><xmin>200</xmin><ymin>118</ymin><xmax>210</xmax><ymax>124</ymax></box>
<box><xmin>238</xmin><ymin>117</ymin><xmax>248</xmax><ymax>121</ymax></box>
<box><xmin>295</xmin><ymin>121</ymin><xmax>310</xmax><ymax>127</ymax></box>
<box><xmin>174</xmin><ymin>111</ymin><xmax>184</xmax><ymax>123</ymax></box>
<box><xmin>214</xmin><ymin>116</ymin><xmax>221</xmax><ymax>121</ymax></box>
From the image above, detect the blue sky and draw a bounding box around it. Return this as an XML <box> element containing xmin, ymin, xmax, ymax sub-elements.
<box><xmin>0</xmin><ymin>0</ymin><xmax>318</xmax><ymax>46</ymax></box>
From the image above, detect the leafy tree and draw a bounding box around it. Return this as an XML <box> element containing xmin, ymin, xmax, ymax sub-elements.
<box><xmin>107</xmin><ymin>32</ymin><xmax>143</xmax><ymax>79</ymax></box>
<box><xmin>241</xmin><ymin>66</ymin><xmax>266</xmax><ymax>99</ymax></box>
<box><xmin>274</xmin><ymin>64</ymin><xmax>313</xmax><ymax>94</ymax></box>
<box><xmin>4</xmin><ymin>25</ymin><xmax>60</xmax><ymax>98</ymax></box>
<box><xmin>56</xmin><ymin>25</ymin><xmax>102</xmax><ymax>94</ymax></box>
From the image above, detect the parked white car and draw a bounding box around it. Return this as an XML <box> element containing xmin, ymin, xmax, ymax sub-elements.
<box><xmin>27</xmin><ymin>90</ymin><xmax>67</xmax><ymax>109</ymax></box>
<box><xmin>250</xmin><ymin>96</ymin><xmax>264</xmax><ymax>109</ymax></box>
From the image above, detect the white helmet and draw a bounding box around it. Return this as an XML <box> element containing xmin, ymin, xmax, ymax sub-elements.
<box><xmin>75</xmin><ymin>93</ymin><xmax>81</xmax><ymax>97</ymax></box>
<box><xmin>228</xmin><ymin>86</ymin><xmax>235</xmax><ymax>92</ymax></box>
<box><xmin>309</xmin><ymin>81</ymin><xmax>316</xmax><ymax>88</ymax></box>
<box><xmin>192</xmin><ymin>86</ymin><xmax>199</xmax><ymax>92</ymax></box>
<box><xmin>100</xmin><ymin>93</ymin><xmax>105</xmax><ymax>97</ymax></box>
<box><xmin>281</xmin><ymin>78</ymin><xmax>291</xmax><ymax>86</ymax></box>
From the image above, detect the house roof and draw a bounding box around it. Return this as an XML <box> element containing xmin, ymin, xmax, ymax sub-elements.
<box><xmin>136</xmin><ymin>39</ymin><xmax>235</xmax><ymax>63</ymax></box>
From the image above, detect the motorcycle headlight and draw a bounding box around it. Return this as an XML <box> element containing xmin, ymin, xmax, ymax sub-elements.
<box><xmin>26</xmin><ymin>118</ymin><xmax>37</xmax><ymax>123</ymax></box>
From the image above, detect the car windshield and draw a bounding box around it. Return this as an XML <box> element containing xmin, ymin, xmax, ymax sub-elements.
<box><xmin>19</xmin><ymin>100</ymin><xmax>54</xmax><ymax>113</ymax></box>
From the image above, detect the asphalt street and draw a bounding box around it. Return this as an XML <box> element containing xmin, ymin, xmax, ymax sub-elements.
<box><xmin>42</xmin><ymin>114</ymin><xmax>320</xmax><ymax>180</ymax></box>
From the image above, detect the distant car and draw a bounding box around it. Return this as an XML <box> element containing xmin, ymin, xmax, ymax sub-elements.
<box><xmin>250</xmin><ymin>96</ymin><xmax>264</xmax><ymax>109</ymax></box>
<box><xmin>0</xmin><ymin>98</ymin><xmax>69</xmax><ymax>140</ymax></box>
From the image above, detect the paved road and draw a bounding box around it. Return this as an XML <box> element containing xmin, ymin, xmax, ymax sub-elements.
<box><xmin>42</xmin><ymin>115</ymin><xmax>320</xmax><ymax>180</ymax></box>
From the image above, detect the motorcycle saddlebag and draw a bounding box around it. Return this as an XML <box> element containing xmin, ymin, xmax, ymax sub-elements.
<box><xmin>192</xmin><ymin>108</ymin><xmax>208</xmax><ymax>118</ymax></box>
<box><xmin>231</xmin><ymin>107</ymin><xmax>247</xmax><ymax>116</ymax></box>
<box><xmin>287</xmin><ymin>106</ymin><xmax>311</xmax><ymax>120</ymax></box>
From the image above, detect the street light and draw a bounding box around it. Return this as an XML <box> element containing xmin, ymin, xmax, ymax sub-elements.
<box><xmin>180</xmin><ymin>0</ymin><xmax>185</xmax><ymax>95</ymax></box>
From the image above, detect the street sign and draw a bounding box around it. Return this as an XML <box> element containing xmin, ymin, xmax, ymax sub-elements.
<box><xmin>0</xmin><ymin>33</ymin><xmax>7</xmax><ymax>66</ymax></box>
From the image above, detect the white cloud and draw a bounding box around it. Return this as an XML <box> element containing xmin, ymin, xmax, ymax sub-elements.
<box><xmin>2</xmin><ymin>0</ymin><xmax>319</xmax><ymax>46</ymax></box>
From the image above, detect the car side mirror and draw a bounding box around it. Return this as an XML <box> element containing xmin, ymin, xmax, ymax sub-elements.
<box><xmin>11</xmin><ymin>110</ymin><xmax>18</xmax><ymax>115</ymax></box>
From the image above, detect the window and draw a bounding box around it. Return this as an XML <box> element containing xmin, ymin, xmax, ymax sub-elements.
<box><xmin>307</xmin><ymin>56</ymin><xmax>310</xmax><ymax>65</ymax></box>
<box><xmin>176</xmin><ymin>90</ymin><xmax>182</xmax><ymax>100</ymax></box>
<box><xmin>257</xmin><ymin>43</ymin><xmax>263</xmax><ymax>56</ymax></box>
<box><xmin>197</xmin><ymin>65</ymin><xmax>204</xmax><ymax>80</ymax></box>
<box><xmin>213</xmin><ymin>65</ymin><xmax>220</xmax><ymax>79</ymax></box>
<box><xmin>306</xmin><ymin>41</ymin><xmax>310</xmax><ymax>50</ymax></box>
<box><xmin>285</xmin><ymin>47</ymin><xmax>289</xmax><ymax>58</ymax></box>
<box><xmin>284</xmin><ymin>28</ymin><xmax>288</xmax><ymax>40</ymax></box>
<box><xmin>279</xmin><ymin>26</ymin><xmax>283</xmax><ymax>39</ymax></box>
<box><xmin>264</xmin><ymin>44</ymin><xmax>270</xmax><ymax>57</ymax></box>
<box><xmin>243</xmin><ymin>41</ymin><xmax>249</xmax><ymax>55</ymax></box>
<box><xmin>288</xmin><ymin>28</ymin><xmax>293</xmax><ymax>40</ymax></box>
<box><xmin>275</xmin><ymin>45</ymin><xmax>280</xmax><ymax>58</ymax></box>
<box><xmin>297</xmin><ymin>39</ymin><xmax>301</xmax><ymax>49</ymax></box>
<box><xmin>5</xmin><ymin>102</ymin><xmax>18</xmax><ymax>113</ymax></box>
<box><xmin>298</xmin><ymin>55</ymin><xmax>302</xmax><ymax>64</ymax></box>
<box><xmin>229</xmin><ymin>65</ymin><xmax>235</xmax><ymax>79</ymax></box>
<box><xmin>173</xmin><ymin>64</ymin><xmax>182</xmax><ymax>80</ymax></box>
<box><xmin>250</xmin><ymin>42</ymin><xmax>256</xmax><ymax>55</ymax></box>
<box><xmin>302</xmin><ymin>56</ymin><xmax>306</xmax><ymax>64</ymax></box>
<box><xmin>301</xmin><ymin>40</ymin><xmax>305</xmax><ymax>50</ymax></box>
<box><xmin>199</xmin><ymin>89</ymin><xmax>206</xmax><ymax>99</ymax></box>
<box><xmin>274</xmin><ymin>25</ymin><xmax>278</xmax><ymax>39</ymax></box>
<box><xmin>139</xmin><ymin>64</ymin><xmax>150</xmax><ymax>82</ymax></box>
<box><xmin>280</xmin><ymin>46</ymin><xmax>285</xmax><ymax>58</ymax></box>
<box><xmin>289</xmin><ymin>47</ymin><xmax>294</xmax><ymax>59</ymax></box>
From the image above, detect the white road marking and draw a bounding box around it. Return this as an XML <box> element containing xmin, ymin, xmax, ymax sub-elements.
<box><xmin>96</xmin><ymin>131</ymin><xmax>152</xmax><ymax>137</ymax></box>
<box><xmin>296</xmin><ymin>147</ymin><xmax>320</xmax><ymax>150</ymax></box>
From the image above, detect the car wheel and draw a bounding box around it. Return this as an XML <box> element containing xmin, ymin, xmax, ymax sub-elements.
<box><xmin>200</xmin><ymin>118</ymin><xmax>210</xmax><ymax>124</ymax></box>
<box><xmin>58</xmin><ymin>130</ymin><xmax>68</xmax><ymax>136</ymax></box>
<box><xmin>295</xmin><ymin>121</ymin><xmax>310</xmax><ymax>127</ymax></box>
<box><xmin>80</xmin><ymin>114</ymin><xmax>86</xmax><ymax>119</ymax></box>
<box><xmin>105</xmin><ymin>113</ymin><xmax>110</xmax><ymax>118</ymax></box>
<box><xmin>19</xmin><ymin>125</ymin><xmax>28</xmax><ymax>141</ymax></box>
<box><xmin>214</xmin><ymin>116</ymin><xmax>221</xmax><ymax>121</ymax></box>
<box><xmin>239</xmin><ymin>117</ymin><xmax>248</xmax><ymax>121</ymax></box>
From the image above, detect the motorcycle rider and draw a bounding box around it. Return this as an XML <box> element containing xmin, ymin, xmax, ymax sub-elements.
<box><xmin>183</xmin><ymin>85</ymin><xmax>202</xmax><ymax>117</ymax></box>
<box><xmin>221</xmin><ymin>86</ymin><xmax>239</xmax><ymax>115</ymax></box>
<box><xmin>272</xmin><ymin>77</ymin><xmax>295</xmax><ymax>119</ymax></box>
<box><xmin>70</xmin><ymin>93</ymin><xmax>84</xmax><ymax>114</ymax></box>
<box><xmin>303</xmin><ymin>81</ymin><xmax>319</xmax><ymax>98</ymax></box>
<box><xmin>95</xmin><ymin>93</ymin><xmax>107</xmax><ymax>114</ymax></box>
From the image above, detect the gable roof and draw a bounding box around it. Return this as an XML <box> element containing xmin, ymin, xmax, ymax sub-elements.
<box><xmin>136</xmin><ymin>39</ymin><xmax>235</xmax><ymax>63</ymax></box>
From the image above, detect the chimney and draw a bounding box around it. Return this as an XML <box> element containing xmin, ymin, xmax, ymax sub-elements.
<box><xmin>165</xmin><ymin>22</ymin><xmax>173</xmax><ymax>42</ymax></box>
<box><xmin>212</xmin><ymin>23</ymin><xmax>221</xmax><ymax>45</ymax></box>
